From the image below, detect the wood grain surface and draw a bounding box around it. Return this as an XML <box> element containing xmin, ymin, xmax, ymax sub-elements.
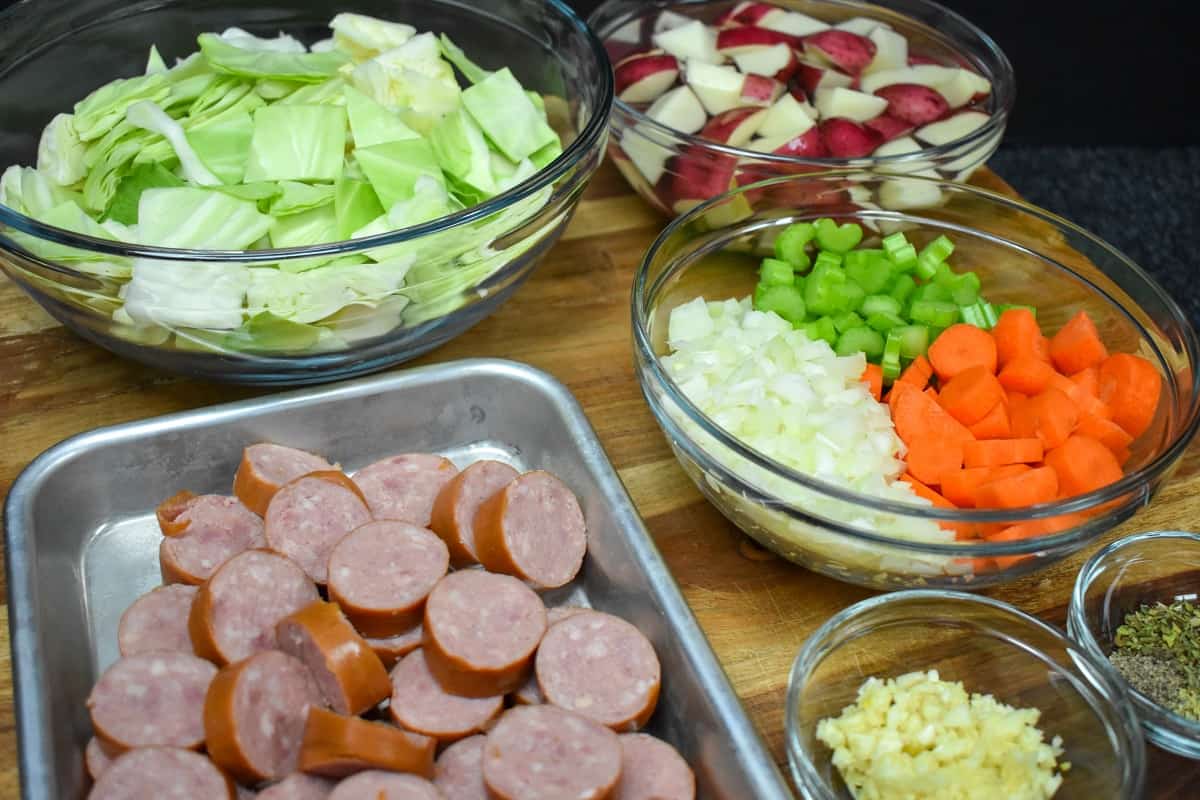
<box><xmin>1</xmin><ymin>161</ymin><xmax>1197</xmax><ymax>797</ymax></box>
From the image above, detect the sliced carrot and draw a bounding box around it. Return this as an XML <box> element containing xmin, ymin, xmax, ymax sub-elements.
<box><xmin>986</xmin><ymin>523</ymin><xmax>1042</xmax><ymax>569</ymax></box>
<box><xmin>862</xmin><ymin>363</ymin><xmax>883</xmax><ymax>401</ymax></box>
<box><xmin>1113</xmin><ymin>445</ymin><xmax>1132</xmax><ymax>466</ymax></box>
<box><xmin>905</xmin><ymin>437</ymin><xmax>964</xmax><ymax>486</ymax></box>
<box><xmin>1044</xmin><ymin>434</ymin><xmax>1123</xmax><ymax>498</ymax></box>
<box><xmin>974</xmin><ymin>466</ymin><xmax>1059</xmax><ymax>509</ymax></box>
<box><xmin>900</xmin><ymin>474</ymin><xmax>974</xmax><ymax>540</ymax></box>
<box><xmin>968</xmin><ymin>401</ymin><xmax>1011</xmax><ymax>439</ymax></box>
<box><xmin>941</xmin><ymin>464</ymin><xmax>1031</xmax><ymax>508</ymax></box>
<box><xmin>1050</xmin><ymin>310</ymin><xmax>1109</xmax><ymax>375</ymax></box>
<box><xmin>924</xmin><ymin>386</ymin><xmax>939</xmax><ymax>401</ymax></box>
<box><xmin>992</xmin><ymin>308</ymin><xmax>1041</xmax><ymax>369</ymax></box>
<box><xmin>891</xmin><ymin>383</ymin><xmax>975</xmax><ymax>446</ymax></box>
<box><xmin>938</xmin><ymin>365</ymin><xmax>1005</xmax><ymax>426</ymax></box>
<box><xmin>985</xmin><ymin>512</ymin><xmax>1089</xmax><ymax>543</ymax></box>
<box><xmin>1046</xmin><ymin>372</ymin><xmax>1111</xmax><ymax>420</ymax></box>
<box><xmin>1006</xmin><ymin>390</ymin><xmax>1028</xmax><ymax>406</ymax></box>
<box><xmin>887</xmin><ymin>379</ymin><xmax>918</xmax><ymax>412</ymax></box>
<box><xmin>963</xmin><ymin>438</ymin><xmax>1044</xmax><ymax>468</ymax></box>
<box><xmin>1010</xmin><ymin>388</ymin><xmax>1079</xmax><ymax>450</ymax></box>
<box><xmin>897</xmin><ymin>355</ymin><xmax>933</xmax><ymax>390</ymax></box>
<box><xmin>997</xmin><ymin>356</ymin><xmax>1056</xmax><ymax>395</ymax></box>
<box><xmin>1098</xmin><ymin>353</ymin><xmax>1162</xmax><ymax>438</ymax></box>
<box><xmin>1033</xmin><ymin>335</ymin><xmax>1052</xmax><ymax>363</ymax></box>
<box><xmin>1076</xmin><ymin>412</ymin><xmax>1134</xmax><ymax>455</ymax></box>
<box><xmin>927</xmin><ymin>323</ymin><xmax>998</xmax><ymax>381</ymax></box>
<box><xmin>971</xmin><ymin>557</ymin><xmax>998</xmax><ymax>572</ymax></box>
<box><xmin>1070</xmin><ymin>366</ymin><xmax>1100</xmax><ymax>397</ymax></box>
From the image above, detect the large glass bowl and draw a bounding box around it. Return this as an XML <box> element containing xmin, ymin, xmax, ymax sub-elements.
<box><xmin>1069</xmin><ymin>530</ymin><xmax>1200</xmax><ymax>759</ymax></box>
<box><xmin>632</xmin><ymin>172</ymin><xmax>1200</xmax><ymax>589</ymax></box>
<box><xmin>0</xmin><ymin>0</ymin><xmax>611</xmax><ymax>385</ymax></box>
<box><xmin>589</xmin><ymin>0</ymin><xmax>1014</xmax><ymax>217</ymax></box>
<box><xmin>786</xmin><ymin>590</ymin><xmax>1146</xmax><ymax>798</ymax></box>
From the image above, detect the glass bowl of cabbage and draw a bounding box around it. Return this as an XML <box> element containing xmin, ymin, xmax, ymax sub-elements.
<box><xmin>632</xmin><ymin>171</ymin><xmax>1200</xmax><ymax>589</ymax></box>
<box><xmin>0</xmin><ymin>0</ymin><xmax>611</xmax><ymax>384</ymax></box>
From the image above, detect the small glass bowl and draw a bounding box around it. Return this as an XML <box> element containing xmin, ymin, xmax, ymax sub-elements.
<box><xmin>589</xmin><ymin>0</ymin><xmax>1014</xmax><ymax>217</ymax></box>
<box><xmin>1069</xmin><ymin>530</ymin><xmax>1200</xmax><ymax>759</ymax></box>
<box><xmin>786</xmin><ymin>590</ymin><xmax>1146</xmax><ymax>798</ymax></box>
<box><xmin>0</xmin><ymin>0</ymin><xmax>611</xmax><ymax>385</ymax></box>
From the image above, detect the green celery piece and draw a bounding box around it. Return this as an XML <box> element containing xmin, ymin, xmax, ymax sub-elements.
<box><xmin>355</xmin><ymin>138</ymin><xmax>445</xmax><ymax>210</ymax></box>
<box><xmin>431</xmin><ymin>108</ymin><xmax>497</xmax><ymax>200</ymax></box>
<box><xmin>803</xmin><ymin>263</ymin><xmax>847</xmax><ymax>317</ymax></box>
<box><xmin>759</xmin><ymin>258</ymin><xmax>794</xmax><ymax>287</ymax></box>
<box><xmin>832</xmin><ymin>311</ymin><xmax>864</xmax><ymax>333</ymax></box>
<box><xmin>774</xmin><ymin>222</ymin><xmax>815</xmax><ymax>268</ymax></box>
<box><xmin>279</xmin><ymin>77</ymin><xmax>348</xmax><ymax>106</ymax></box>
<box><xmin>813</xmin><ymin>218</ymin><xmax>863</xmax><ymax>254</ymax></box>
<box><xmin>529</xmin><ymin>138</ymin><xmax>562</xmax><ymax>171</ymax></box>
<box><xmin>243</xmin><ymin>105</ymin><xmax>347</xmax><ymax>183</ymax></box>
<box><xmin>344</xmin><ymin>85</ymin><xmax>420</xmax><ymax>148</ymax></box>
<box><xmin>835</xmin><ymin>326</ymin><xmax>884</xmax><ymax>359</ymax></box>
<box><xmin>438</xmin><ymin>34</ymin><xmax>492</xmax><ymax>84</ymax></box>
<box><xmin>755</xmin><ymin>284</ymin><xmax>806</xmax><ymax>324</ymax></box>
<box><xmin>889</xmin><ymin>274</ymin><xmax>916</xmax><ymax>306</ymax></box>
<box><xmin>105</xmin><ymin>162</ymin><xmax>184</xmax><ymax>224</ymax></box>
<box><xmin>803</xmin><ymin>317</ymin><xmax>838</xmax><ymax>346</ymax></box>
<box><xmin>186</xmin><ymin>111</ymin><xmax>254</xmax><ymax>185</ymax></box>
<box><xmin>866</xmin><ymin>311</ymin><xmax>905</xmax><ymax>332</ymax></box>
<box><xmin>335</xmin><ymin>177</ymin><xmax>384</xmax><ymax>239</ymax></box>
<box><xmin>137</xmin><ymin>186</ymin><xmax>273</xmax><ymax>249</ymax></box>
<box><xmin>462</xmin><ymin>68</ymin><xmax>558</xmax><ymax>162</ymax></box>
<box><xmin>843</xmin><ymin>249</ymin><xmax>890</xmax><ymax>294</ymax></box>
<box><xmin>198</xmin><ymin>33</ymin><xmax>349</xmax><ymax>82</ymax></box>
<box><xmin>270</xmin><ymin>181</ymin><xmax>336</xmax><ymax>216</ymax></box>
<box><xmin>893</xmin><ymin>325</ymin><xmax>930</xmax><ymax>359</ymax></box>
<box><xmin>73</xmin><ymin>73</ymin><xmax>170</xmax><ymax>141</ymax></box>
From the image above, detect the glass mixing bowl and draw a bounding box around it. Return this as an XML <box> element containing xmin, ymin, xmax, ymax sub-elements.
<box><xmin>633</xmin><ymin>171</ymin><xmax>1200</xmax><ymax>589</ymax></box>
<box><xmin>0</xmin><ymin>0</ymin><xmax>611</xmax><ymax>384</ymax></box>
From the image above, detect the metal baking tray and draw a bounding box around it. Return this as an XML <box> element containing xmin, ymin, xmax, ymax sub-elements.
<box><xmin>5</xmin><ymin>358</ymin><xmax>793</xmax><ymax>799</ymax></box>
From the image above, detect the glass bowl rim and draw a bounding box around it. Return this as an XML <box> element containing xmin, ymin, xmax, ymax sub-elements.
<box><xmin>784</xmin><ymin>587</ymin><xmax>1147</xmax><ymax>800</ymax></box>
<box><xmin>631</xmin><ymin>170</ymin><xmax>1200</xmax><ymax>557</ymax></box>
<box><xmin>0</xmin><ymin>0</ymin><xmax>614</xmax><ymax>264</ymax></box>
<box><xmin>1068</xmin><ymin>529</ymin><xmax>1200</xmax><ymax>736</ymax></box>
<box><xmin>588</xmin><ymin>0</ymin><xmax>1016</xmax><ymax>170</ymax></box>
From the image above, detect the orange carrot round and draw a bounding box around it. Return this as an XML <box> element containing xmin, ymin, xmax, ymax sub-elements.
<box><xmin>974</xmin><ymin>466</ymin><xmax>1059</xmax><ymax>509</ymax></box>
<box><xmin>891</xmin><ymin>383</ymin><xmax>975</xmax><ymax>446</ymax></box>
<box><xmin>1010</xmin><ymin>388</ymin><xmax>1079</xmax><ymax>450</ymax></box>
<box><xmin>991</xmin><ymin>308</ymin><xmax>1041</xmax><ymax>369</ymax></box>
<box><xmin>941</xmin><ymin>464</ymin><xmax>1031</xmax><ymax>508</ymax></box>
<box><xmin>938</xmin><ymin>366</ymin><xmax>1004</xmax><ymax>426</ymax></box>
<box><xmin>968</xmin><ymin>400</ymin><xmax>1012</xmax><ymax>440</ymax></box>
<box><xmin>897</xmin><ymin>355</ymin><xmax>933</xmax><ymax>390</ymax></box>
<box><xmin>1097</xmin><ymin>353</ymin><xmax>1162</xmax><ymax>438</ymax></box>
<box><xmin>962</xmin><ymin>438</ymin><xmax>1044</xmax><ymax>468</ymax></box>
<box><xmin>1050</xmin><ymin>310</ymin><xmax>1109</xmax><ymax>375</ymax></box>
<box><xmin>904</xmin><ymin>437</ymin><xmax>964</xmax><ymax>486</ymax></box>
<box><xmin>1076</xmin><ymin>412</ymin><xmax>1134</xmax><ymax>455</ymax></box>
<box><xmin>861</xmin><ymin>363</ymin><xmax>883</xmax><ymax>401</ymax></box>
<box><xmin>1044</xmin><ymin>434</ymin><xmax>1123</xmax><ymax>498</ymax></box>
<box><xmin>927</xmin><ymin>324</ymin><xmax>998</xmax><ymax>381</ymax></box>
<box><xmin>997</xmin><ymin>356</ymin><xmax>1055</xmax><ymax>396</ymax></box>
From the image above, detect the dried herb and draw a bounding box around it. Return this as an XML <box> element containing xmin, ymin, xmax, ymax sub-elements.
<box><xmin>1109</xmin><ymin>599</ymin><xmax>1200</xmax><ymax>721</ymax></box>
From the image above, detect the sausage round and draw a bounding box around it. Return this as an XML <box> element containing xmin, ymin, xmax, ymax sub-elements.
<box><xmin>275</xmin><ymin>600</ymin><xmax>391</xmax><ymax>716</ymax></box>
<box><xmin>159</xmin><ymin>495</ymin><xmax>266</xmax><ymax>585</ymax></box>
<box><xmin>327</xmin><ymin>521</ymin><xmax>449</xmax><ymax>638</ymax></box>
<box><xmin>234</xmin><ymin>443</ymin><xmax>334</xmax><ymax>516</ymax></box>
<box><xmin>473</xmin><ymin>471</ymin><xmax>587</xmax><ymax>590</ymax></box>
<box><xmin>85</xmin><ymin>736</ymin><xmax>114</xmax><ymax>780</ymax></box>
<box><xmin>88</xmin><ymin>747</ymin><xmax>233</xmax><ymax>800</ymax></box>
<box><xmin>614</xmin><ymin>733</ymin><xmax>695</xmax><ymax>800</ymax></box>
<box><xmin>365</xmin><ymin>625</ymin><xmax>424</xmax><ymax>669</ymax></box>
<box><xmin>264</xmin><ymin>472</ymin><xmax>372</xmax><ymax>584</ymax></box>
<box><xmin>535</xmin><ymin>610</ymin><xmax>661</xmax><ymax>732</ymax></box>
<box><xmin>482</xmin><ymin>705</ymin><xmax>622</xmax><ymax>800</ymax></box>
<box><xmin>433</xmin><ymin>735</ymin><xmax>487</xmax><ymax>800</ymax></box>
<box><xmin>255</xmin><ymin>774</ymin><xmax>335</xmax><ymax>800</ymax></box>
<box><xmin>422</xmin><ymin>570</ymin><xmax>547</xmax><ymax>697</ymax></box>
<box><xmin>189</xmin><ymin>549</ymin><xmax>318</xmax><ymax>665</ymax></box>
<box><xmin>510</xmin><ymin>606</ymin><xmax>591</xmax><ymax>705</ymax></box>
<box><xmin>351</xmin><ymin>453</ymin><xmax>458</xmax><ymax>527</ymax></box>
<box><xmin>117</xmin><ymin>584</ymin><xmax>197</xmax><ymax>656</ymax></box>
<box><xmin>327</xmin><ymin>771</ymin><xmax>442</xmax><ymax>800</ymax></box>
<box><xmin>299</xmin><ymin>706</ymin><xmax>436</xmax><ymax>779</ymax></box>
<box><xmin>204</xmin><ymin>650</ymin><xmax>325</xmax><ymax>784</ymax></box>
<box><xmin>87</xmin><ymin>652</ymin><xmax>216</xmax><ymax>752</ymax></box>
<box><xmin>156</xmin><ymin>490</ymin><xmax>197</xmax><ymax>536</ymax></box>
<box><xmin>388</xmin><ymin>649</ymin><xmax>503</xmax><ymax>742</ymax></box>
<box><xmin>429</xmin><ymin>460</ymin><xmax>518</xmax><ymax>566</ymax></box>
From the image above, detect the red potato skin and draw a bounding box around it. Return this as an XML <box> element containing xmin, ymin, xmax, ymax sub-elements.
<box><xmin>614</xmin><ymin>52</ymin><xmax>679</xmax><ymax>102</ymax></box>
<box><xmin>819</xmin><ymin>118</ymin><xmax>883</xmax><ymax>158</ymax></box>
<box><xmin>670</xmin><ymin>147</ymin><xmax>738</xmax><ymax>202</ymax></box>
<box><xmin>873</xmin><ymin>83</ymin><xmax>951</xmax><ymax>126</ymax></box>
<box><xmin>802</xmin><ymin>30</ymin><xmax>876</xmax><ymax>75</ymax></box>
<box><xmin>717</xmin><ymin>25</ymin><xmax>803</xmax><ymax>54</ymax></box>
<box><xmin>864</xmin><ymin>114</ymin><xmax>915</xmax><ymax>142</ymax></box>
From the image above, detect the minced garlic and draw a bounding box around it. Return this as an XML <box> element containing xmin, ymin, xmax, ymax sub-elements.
<box><xmin>815</xmin><ymin>670</ymin><xmax>1065</xmax><ymax>799</ymax></box>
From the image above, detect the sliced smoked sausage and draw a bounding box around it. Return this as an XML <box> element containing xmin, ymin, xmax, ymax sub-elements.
<box><xmin>298</xmin><ymin>706</ymin><xmax>436</xmax><ymax>779</ymax></box>
<box><xmin>264</xmin><ymin>472</ymin><xmax>371</xmax><ymax>584</ymax></box>
<box><xmin>511</xmin><ymin>606</ymin><xmax>591</xmax><ymax>705</ymax></box>
<box><xmin>156</xmin><ymin>490</ymin><xmax>197</xmax><ymax>536</ymax></box>
<box><xmin>255</xmin><ymin>773</ymin><xmax>335</xmax><ymax>800</ymax></box>
<box><xmin>189</xmin><ymin>549</ymin><xmax>318</xmax><ymax>666</ymax></box>
<box><xmin>364</xmin><ymin>625</ymin><xmax>424</xmax><ymax>669</ymax></box>
<box><xmin>615</xmin><ymin>733</ymin><xmax>695</xmax><ymax>800</ymax></box>
<box><xmin>473</xmin><ymin>470</ymin><xmax>587</xmax><ymax>590</ymax></box>
<box><xmin>87</xmin><ymin>652</ymin><xmax>216</xmax><ymax>752</ymax></box>
<box><xmin>327</xmin><ymin>521</ymin><xmax>448</xmax><ymax>638</ymax></box>
<box><xmin>117</xmin><ymin>584</ymin><xmax>197</xmax><ymax>656</ymax></box>
<box><xmin>351</xmin><ymin>453</ymin><xmax>458</xmax><ymax>527</ymax></box>
<box><xmin>327</xmin><ymin>771</ymin><xmax>442</xmax><ymax>800</ymax></box>
<box><xmin>433</xmin><ymin>735</ymin><xmax>487</xmax><ymax>800</ymax></box>
<box><xmin>84</xmin><ymin>736</ymin><xmax>114</xmax><ymax>780</ymax></box>
<box><xmin>159</xmin><ymin>496</ymin><xmax>266</xmax><ymax>585</ymax></box>
<box><xmin>275</xmin><ymin>600</ymin><xmax>391</xmax><ymax>716</ymax></box>
<box><xmin>87</xmin><ymin>747</ymin><xmax>233</xmax><ymax>800</ymax></box>
<box><xmin>429</xmin><ymin>460</ymin><xmax>518</xmax><ymax>566</ymax></box>
<box><xmin>204</xmin><ymin>650</ymin><xmax>325</xmax><ymax>784</ymax></box>
<box><xmin>535</xmin><ymin>610</ymin><xmax>661</xmax><ymax>732</ymax></box>
<box><xmin>388</xmin><ymin>649</ymin><xmax>503</xmax><ymax>743</ymax></box>
<box><xmin>482</xmin><ymin>705</ymin><xmax>622</xmax><ymax>800</ymax></box>
<box><xmin>234</xmin><ymin>443</ymin><xmax>334</xmax><ymax>516</ymax></box>
<box><xmin>422</xmin><ymin>570</ymin><xmax>546</xmax><ymax>697</ymax></box>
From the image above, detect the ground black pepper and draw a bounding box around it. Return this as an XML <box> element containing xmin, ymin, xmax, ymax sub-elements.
<box><xmin>1108</xmin><ymin>600</ymin><xmax>1200</xmax><ymax>721</ymax></box>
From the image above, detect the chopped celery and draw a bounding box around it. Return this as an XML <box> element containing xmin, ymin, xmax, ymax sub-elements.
<box><xmin>832</xmin><ymin>311</ymin><xmax>864</xmax><ymax>333</ymax></box>
<box><xmin>910</xmin><ymin>299</ymin><xmax>960</xmax><ymax>327</ymax></box>
<box><xmin>774</xmin><ymin>222</ymin><xmax>815</xmax><ymax>269</ymax></box>
<box><xmin>759</xmin><ymin>258</ymin><xmax>794</xmax><ymax>287</ymax></box>
<box><xmin>844</xmin><ymin>248</ymin><xmax>890</xmax><ymax>294</ymax></box>
<box><xmin>893</xmin><ymin>324</ymin><xmax>930</xmax><ymax>359</ymax></box>
<box><xmin>951</xmin><ymin>271</ymin><xmax>982</xmax><ymax>305</ymax></box>
<box><xmin>889</xmin><ymin>274</ymin><xmax>916</xmax><ymax>306</ymax></box>
<box><xmin>814</xmin><ymin>218</ymin><xmax>863</xmax><ymax>254</ymax></box>
<box><xmin>803</xmin><ymin>316</ymin><xmax>838</xmax><ymax>346</ymax></box>
<box><xmin>813</xmin><ymin>249</ymin><xmax>843</xmax><ymax>271</ymax></box>
<box><xmin>960</xmin><ymin>300</ymin><xmax>1000</xmax><ymax>329</ymax></box>
<box><xmin>755</xmin><ymin>284</ymin><xmax>806</xmax><ymax>324</ymax></box>
<box><xmin>836</xmin><ymin>326</ymin><xmax>884</xmax><ymax>359</ymax></box>
<box><xmin>882</xmin><ymin>330</ymin><xmax>904</xmax><ymax>379</ymax></box>
<box><xmin>860</xmin><ymin>294</ymin><xmax>902</xmax><ymax>318</ymax></box>
<box><xmin>866</xmin><ymin>311</ymin><xmax>906</xmax><ymax>332</ymax></box>
<box><xmin>803</xmin><ymin>263</ymin><xmax>847</xmax><ymax>317</ymax></box>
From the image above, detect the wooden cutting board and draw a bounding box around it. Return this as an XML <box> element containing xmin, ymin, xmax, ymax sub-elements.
<box><xmin>1</xmin><ymin>160</ymin><xmax>1197</xmax><ymax>797</ymax></box>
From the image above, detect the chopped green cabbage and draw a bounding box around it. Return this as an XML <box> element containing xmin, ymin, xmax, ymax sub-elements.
<box><xmin>37</xmin><ymin>113</ymin><xmax>87</xmax><ymax>186</ymax></box>
<box><xmin>198</xmin><ymin>33</ymin><xmax>348</xmax><ymax>82</ymax></box>
<box><xmin>243</xmin><ymin>105</ymin><xmax>346</xmax><ymax>182</ymax></box>
<box><xmin>354</xmin><ymin>138</ymin><xmax>443</xmax><ymax>210</ymax></box>
<box><xmin>136</xmin><ymin>187</ymin><xmax>272</xmax><ymax>249</ymax></box>
<box><xmin>462</xmin><ymin>68</ymin><xmax>558</xmax><ymax>162</ymax></box>
<box><xmin>330</xmin><ymin>13</ymin><xmax>416</xmax><ymax>62</ymax></box>
<box><xmin>345</xmin><ymin>85</ymin><xmax>420</xmax><ymax>148</ymax></box>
